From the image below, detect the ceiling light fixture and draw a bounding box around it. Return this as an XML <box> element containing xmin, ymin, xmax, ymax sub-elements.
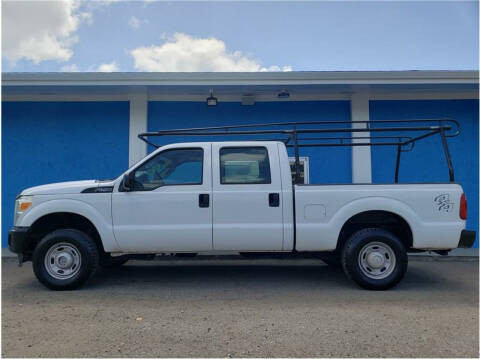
<box><xmin>206</xmin><ymin>89</ymin><xmax>217</xmax><ymax>106</ymax></box>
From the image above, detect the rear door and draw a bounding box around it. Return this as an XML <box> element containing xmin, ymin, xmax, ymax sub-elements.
<box><xmin>211</xmin><ymin>142</ymin><xmax>284</xmax><ymax>250</ymax></box>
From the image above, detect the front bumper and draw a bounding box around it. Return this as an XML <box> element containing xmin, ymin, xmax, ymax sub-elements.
<box><xmin>458</xmin><ymin>230</ymin><xmax>476</xmax><ymax>248</ymax></box>
<box><xmin>8</xmin><ymin>226</ymin><xmax>29</xmax><ymax>254</ymax></box>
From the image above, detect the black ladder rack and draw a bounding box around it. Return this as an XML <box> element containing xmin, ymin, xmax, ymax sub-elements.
<box><xmin>138</xmin><ymin>119</ymin><xmax>461</xmax><ymax>183</ymax></box>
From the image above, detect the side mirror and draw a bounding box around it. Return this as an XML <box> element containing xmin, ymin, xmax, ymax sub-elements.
<box><xmin>120</xmin><ymin>172</ymin><xmax>135</xmax><ymax>192</ymax></box>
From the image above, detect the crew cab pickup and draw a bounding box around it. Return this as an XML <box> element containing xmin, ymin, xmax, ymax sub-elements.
<box><xmin>8</xmin><ymin>121</ymin><xmax>476</xmax><ymax>290</ymax></box>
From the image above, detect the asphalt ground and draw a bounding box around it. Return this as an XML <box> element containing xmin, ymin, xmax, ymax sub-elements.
<box><xmin>2</xmin><ymin>257</ymin><xmax>478</xmax><ymax>358</ymax></box>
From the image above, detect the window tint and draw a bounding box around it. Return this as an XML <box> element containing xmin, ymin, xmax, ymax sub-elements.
<box><xmin>220</xmin><ymin>147</ymin><xmax>271</xmax><ymax>184</ymax></box>
<box><xmin>133</xmin><ymin>148</ymin><xmax>203</xmax><ymax>190</ymax></box>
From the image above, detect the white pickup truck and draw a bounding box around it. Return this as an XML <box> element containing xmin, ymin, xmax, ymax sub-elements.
<box><xmin>8</xmin><ymin>120</ymin><xmax>476</xmax><ymax>290</ymax></box>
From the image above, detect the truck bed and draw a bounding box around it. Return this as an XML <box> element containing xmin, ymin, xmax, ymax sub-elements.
<box><xmin>293</xmin><ymin>183</ymin><xmax>465</xmax><ymax>251</ymax></box>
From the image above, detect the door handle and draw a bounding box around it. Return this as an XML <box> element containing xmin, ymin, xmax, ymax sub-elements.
<box><xmin>269</xmin><ymin>193</ymin><xmax>280</xmax><ymax>207</ymax></box>
<box><xmin>199</xmin><ymin>193</ymin><xmax>209</xmax><ymax>208</ymax></box>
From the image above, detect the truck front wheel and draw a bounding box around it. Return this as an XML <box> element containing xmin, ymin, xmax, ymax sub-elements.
<box><xmin>32</xmin><ymin>229</ymin><xmax>99</xmax><ymax>290</ymax></box>
<box><xmin>341</xmin><ymin>228</ymin><xmax>407</xmax><ymax>290</ymax></box>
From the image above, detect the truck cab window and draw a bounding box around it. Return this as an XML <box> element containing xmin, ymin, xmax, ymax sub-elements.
<box><xmin>220</xmin><ymin>147</ymin><xmax>271</xmax><ymax>184</ymax></box>
<box><xmin>133</xmin><ymin>148</ymin><xmax>203</xmax><ymax>190</ymax></box>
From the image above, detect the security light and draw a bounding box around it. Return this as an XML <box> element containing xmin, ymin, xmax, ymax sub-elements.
<box><xmin>206</xmin><ymin>89</ymin><xmax>217</xmax><ymax>106</ymax></box>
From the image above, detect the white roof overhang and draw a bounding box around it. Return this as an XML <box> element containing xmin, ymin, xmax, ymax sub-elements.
<box><xmin>2</xmin><ymin>71</ymin><xmax>478</xmax><ymax>99</ymax></box>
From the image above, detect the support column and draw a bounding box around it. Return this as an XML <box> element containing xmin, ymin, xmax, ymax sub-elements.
<box><xmin>129</xmin><ymin>89</ymin><xmax>148</xmax><ymax>166</ymax></box>
<box><xmin>350</xmin><ymin>92</ymin><xmax>372</xmax><ymax>183</ymax></box>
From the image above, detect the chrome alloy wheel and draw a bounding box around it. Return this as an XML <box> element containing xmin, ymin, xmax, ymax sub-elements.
<box><xmin>358</xmin><ymin>241</ymin><xmax>396</xmax><ymax>280</ymax></box>
<box><xmin>44</xmin><ymin>242</ymin><xmax>82</xmax><ymax>280</ymax></box>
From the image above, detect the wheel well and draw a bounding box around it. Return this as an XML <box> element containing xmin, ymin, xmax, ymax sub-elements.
<box><xmin>336</xmin><ymin>210</ymin><xmax>413</xmax><ymax>252</ymax></box>
<box><xmin>25</xmin><ymin>212</ymin><xmax>106</xmax><ymax>258</ymax></box>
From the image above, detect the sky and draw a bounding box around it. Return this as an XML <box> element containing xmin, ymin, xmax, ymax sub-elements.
<box><xmin>2</xmin><ymin>0</ymin><xmax>479</xmax><ymax>72</ymax></box>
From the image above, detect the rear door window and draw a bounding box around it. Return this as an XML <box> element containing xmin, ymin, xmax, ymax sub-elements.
<box><xmin>220</xmin><ymin>147</ymin><xmax>271</xmax><ymax>184</ymax></box>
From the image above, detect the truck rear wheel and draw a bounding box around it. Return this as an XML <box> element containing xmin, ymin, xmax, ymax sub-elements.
<box><xmin>32</xmin><ymin>229</ymin><xmax>99</xmax><ymax>290</ymax></box>
<box><xmin>341</xmin><ymin>228</ymin><xmax>407</xmax><ymax>290</ymax></box>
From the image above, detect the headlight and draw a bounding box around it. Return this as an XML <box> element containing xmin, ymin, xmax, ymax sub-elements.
<box><xmin>14</xmin><ymin>196</ymin><xmax>33</xmax><ymax>224</ymax></box>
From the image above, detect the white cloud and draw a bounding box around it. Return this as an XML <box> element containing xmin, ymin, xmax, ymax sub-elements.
<box><xmin>61</xmin><ymin>64</ymin><xmax>79</xmax><ymax>72</ymax></box>
<box><xmin>130</xmin><ymin>33</ymin><xmax>292</xmax><ymax>72</ymax></box>
<box><xmin>129</xmin><ymin>16</ymin><xmax>140</xmax><ymax>29</ymax></box>
<box><xmin>2</xmin><ymin>0</ymin><xmax>90</xmax><ymax>64</ymax></box>
<box><xmin>98</xmin><ymin>61</ymin><xmax>119</xmax><ymax>72</ymax></box>
<box><xmin>261</xmin><ymin>65</ymin><xmax>293</xmax><ymax>72</ymax></box>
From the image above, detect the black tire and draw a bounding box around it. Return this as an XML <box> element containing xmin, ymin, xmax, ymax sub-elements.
<box><xmin>315</xmin><ymin>252</ymin><xmax>342</xmax><ymax>267</ymax></box>
<box><xmin>99</xmin><ymin>254</ymin><xmax>129</xmax><ymax>269</ymax></box>
<box><xmin>341</xmin><ymin>228</ymin><xmax>408</xmax><ymax>290</ymax></box>
<box><xmin>32</xmin><ymin>229</ymin><xmax>99</xmax><ymax>290</ymax></box>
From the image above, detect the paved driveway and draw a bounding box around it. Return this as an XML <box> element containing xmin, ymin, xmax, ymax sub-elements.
<box><xmin>2</xmin><ymin>257</ymin><xmax>478</xmax><ymax>358</ymax></box>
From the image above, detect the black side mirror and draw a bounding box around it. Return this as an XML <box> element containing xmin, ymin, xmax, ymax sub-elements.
<box><xmin>120</xmin><ymin>172</ymin><xmax>135</xmax><ymax>192</ymax></box>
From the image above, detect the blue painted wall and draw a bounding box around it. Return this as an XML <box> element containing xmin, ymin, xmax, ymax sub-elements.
<box><xmin>148</xmin><ymin>101</ymin><xmax>352</xmax><ymax>184</ymax></box>
<box><xmin>2</xmin><ymin>102</ymin><xmax>129</xmax><ymax>247</ymax></box>
<box><xmin>370</xmin><ymin>100</ymin><xmax>479</xmax><ymax>247</ymax></box>
<box><xmin>4</xmin><ymin>99</ymin><xmax>476</xmax><ymax>249</ymax></box>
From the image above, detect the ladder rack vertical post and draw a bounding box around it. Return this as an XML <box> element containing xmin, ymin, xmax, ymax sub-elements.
<box><xmin>439</xmin><ymin>123</ymin><xmax>455</xmax><ymax>182</ymax></box>
<box><xmin>292</xmin><ymin>128</ymin><xmax>300</xmax><ymax>184</ymax></box>
<box><xmin>394</xmin><ymin>144</ymin><xmax>402</xmax><ymax>183</ymax></box>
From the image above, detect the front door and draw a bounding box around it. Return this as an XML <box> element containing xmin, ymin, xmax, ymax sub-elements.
<box><xmin>211</xmin><ymin>143</ymin><xmax>284</xmax><ymax>251</ymax></box>
<box><xmin>112</xmin><ymin>144</ymin><xmax>212</xmax><ymax>252</ymax></box>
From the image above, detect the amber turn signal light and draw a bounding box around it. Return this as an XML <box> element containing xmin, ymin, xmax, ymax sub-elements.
<box><xmin>19</xmin><ymin>201</ymin><xmax>32</xmax><ymax>211</ymax></box>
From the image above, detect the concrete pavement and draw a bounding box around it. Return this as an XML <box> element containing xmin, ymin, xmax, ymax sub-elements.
<box><xmin>2</xmin><ymin>257</ymin><xmax>478</xmax><ymax>357</ymax></box>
